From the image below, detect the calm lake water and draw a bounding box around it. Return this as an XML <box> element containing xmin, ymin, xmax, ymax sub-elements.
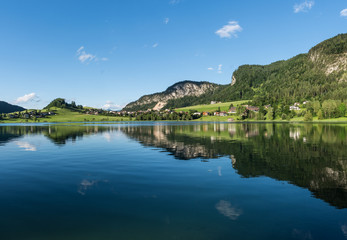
<box><xmin>1</xmin><ymin>122</ymin><xmax>347</xmax><ymax>240</ymax></box>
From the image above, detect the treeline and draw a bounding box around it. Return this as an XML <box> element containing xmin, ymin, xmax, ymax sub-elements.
<box><xmin>236</xmin><ymin>100</ymin><xmax>346</xmax><ymax>122</ymax></box>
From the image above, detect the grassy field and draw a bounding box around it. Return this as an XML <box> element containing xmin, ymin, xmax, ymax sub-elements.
<box><xmin>196</xmin><ymin>115</ymin><xmax>235</xmax><ymax>122</ymax></box>
<box><xmin>175</xmin><ymin>100</ymin><xmax>248</xmax><ymax>113</ymax></box>
<box><xmin>0</xmin><ymin>108</ymin><xmax>131</xmax><ymax>123</ymax></box>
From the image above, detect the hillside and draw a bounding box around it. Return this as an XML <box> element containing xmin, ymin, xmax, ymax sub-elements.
<box><xmin>125</xmin><ymin>33</ymin><xmax>347</xmax><ymax>110</ymax></box>
<box><xmin>0</xmin><ymin>101</ymin><xmax>25</xmax><ymax>114</ymax></box>
<box><xmin>123</xmin><ymin>81</ymin><xmax>220</xmax><ymax>111</ymax></box>
<box><xmin>44</xmin><ymin>98</ymin><xmax>83</xmax><ymax>111</ymax></box>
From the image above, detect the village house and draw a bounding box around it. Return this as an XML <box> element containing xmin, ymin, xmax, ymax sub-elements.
<box><xmin>246</xmin><ymin>106</ymin><xmax>259</xmax><ymax>112</ymax></box>
<box><xmin>290</xmin><ymin>105</ymin><xmax>300</xmax><ymax>111</ymax></box>
<box><xmin>214</xmin><ymin>111</ymin><xmax>228</xmax><ymax>117</ymax></box>
<box><xmin>228</xmin><ymin>107</ymin><xmax>237</xmax><ymax>114</ymax></box>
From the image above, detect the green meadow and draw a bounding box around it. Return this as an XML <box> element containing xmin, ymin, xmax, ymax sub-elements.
<box><xmin>0</xmin><ymin>108</ymin><xmax>130</xmax><ymax>123</ymax></box>
<box><xmin>175</xmin><ymin>100</ymin><xmax>248</xmax><ymax>113</ymax></box>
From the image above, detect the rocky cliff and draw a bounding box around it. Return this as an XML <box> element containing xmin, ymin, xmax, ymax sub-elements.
<box><xmin>123</xmin><ymin>81</ymin><xmax>219</xmax><ymax>111</ymax></box>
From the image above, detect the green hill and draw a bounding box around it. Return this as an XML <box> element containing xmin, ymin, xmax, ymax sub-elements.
<box><xmin>44</xmin><ymin>98</ymin><xmax>83</xmax><ymax>111</ymax></box>
<box><xmin>0</xmin><ymin>101</ymin><xmax>25</xmax><ymax>114</ymax></box>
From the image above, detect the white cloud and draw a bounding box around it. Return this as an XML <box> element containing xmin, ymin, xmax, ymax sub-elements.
<box><xmin>340</xmin><ymin>9</ymin><xmax>347</xmax><ymax>17</ymax></box>
<box><xmin>101</xmin><ymin>57</ymin><xmax>109</xmax><ymax>61</ymax></box>
<box><xmin>152</xmin><ymin>43</ymin><xmax>159</xmax><ymax>48</ymax></box>
<box><xmin>215</xmin><ymin>21</ymin><xmax>242</xmax><ymax>38</ymax></box>
<box><xmin>15</xmin><ymin>93</ymin><xmax>39</xmax><ymax>103</ymax></box>
<box><xmin>102</xmin><ymin>101</ymin><xmax>123</xmax><ymax>110</ymax></box>
<box><xmin>217</xmin><ymin>64</ymin><xmax>222</xmax><ymax>74</ymax></box>
<box><xmin>76</xmin><ymin>46</ymin><xmax>99</xmax><ymax>63</ymax></box>
<box><xmin>164</xmin><ymin>18</ymin><xmax>170</xmax><ymax>24</ymax></box>
<box><xmin>77</xmin><ymin>46</ymin><xmax>84</xmax><ymax>54</ymax></box>
<box><xmin>215</xmin><ymin>200</ymin><xmax>242</xmax><ymax>220</ymax></box>
<box><xmin>294</xmin><ymin>1</ymin><xmax>314</xmax><ymax>13</ymax></box>
<box><xmin>207</xmin><ymin>64</ymin><xmax>223</xmax><ymax>74</ymax></box>
<box><xmin>78</xmin><ymin>53</ymin><xmax>95</xmax><ymax>63</ymax></box>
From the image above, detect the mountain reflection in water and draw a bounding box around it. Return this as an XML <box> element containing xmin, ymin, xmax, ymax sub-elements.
<box><xmin>1</xmin><ymin>123</ymin><xmax>346</xmax><ymax>209</ymax></box>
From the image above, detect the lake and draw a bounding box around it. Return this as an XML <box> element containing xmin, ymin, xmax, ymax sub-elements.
<box><xmin>0</xmin><ymin>122</ymin><xmax>346</xmax><ymax>240</ymax></box>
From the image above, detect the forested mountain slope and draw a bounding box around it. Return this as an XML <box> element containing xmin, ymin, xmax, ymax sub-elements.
<box><xmin>129</xmin><ymin>33</ymin><xmax>347</xmax><ymax>110</ymax></box>
<box><xmin>0</xmin><ymin>101</ymin><xmax>25</xmax><ymax>114</ymax></box>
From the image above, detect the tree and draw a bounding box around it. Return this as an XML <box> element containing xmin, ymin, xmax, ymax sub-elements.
<box><xmin>338</xmin><ymin>103</ymin><xmax>346</xmax><ymax>117</ymax></box>
<box><xmin>265</xmin><ymin>107</ymin><xmax>274</xmax><ymax>120</ymax></box>
<box><xmin>306</xmin><ymin>101</ymin><xmax>314</xmax><ymax>114</ymax></box>
<box><xmin>322</xmin><ymin>100</ymin><xmax>337</xmax><ymax>118</ymax></box>
<box><xmin>317</xmin><ymin>109</ymin><xmax>324</xmax><ymax>120</ymax></box>
<box><xmin>304</xmin><ymin>111</ymin><xmax>313</xmax><ymax>121</ymax></box>
<box><xmin>236</xmin><ymin>105</ymin><xmax>246</xmax><ymax>116</ymax></box>
<box><xmin>313</xmin><ymin>100</ymin><xmax>321</xmax><ymax>115</ymax></box>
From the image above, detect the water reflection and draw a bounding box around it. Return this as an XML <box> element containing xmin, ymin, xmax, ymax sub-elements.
<box><xmin>215</xmin><ymin>200</ymin><xmax>242</xmax><ymax>220</ymax></box>
<box><xmin>341</xmin><ymin>224</ymin><xmax>347</xmax><ymax>239</ymax></box>
<box><xmin>15</xmin><ymin>141</ymin><xmax>37</xmax><ymax>151</ymax></box>
<box><xmin>1</xmin><ymin>123</ymin><xmax>347</xmax><ymax>209</ymax></box>
<box><xmin>0</xmin><ymin>125</ymin><xmax>114</xmax><ymax>145</ymax></box>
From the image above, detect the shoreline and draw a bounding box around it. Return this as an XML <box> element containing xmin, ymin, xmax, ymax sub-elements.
<box><xmin>1</xmin><ymin>119</ymin><xmax>347</xmax><ymax>125</ymax></box>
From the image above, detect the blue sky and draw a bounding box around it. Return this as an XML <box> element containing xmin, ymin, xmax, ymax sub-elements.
<box><xmin>1</xmin><ymin>0</ymin><xmax>346</xmax><ymax>110</ymax></box>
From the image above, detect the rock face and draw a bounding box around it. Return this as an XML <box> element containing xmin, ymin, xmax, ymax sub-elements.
<box><xmin>123</xmin><ymin>80</ymin><xmax>219</xmax><ymax>111</ymax></box>
<box><xmin>308</xmin><ymin>33</ymin><xmax>347</xmax><ymax>81</ymax></box>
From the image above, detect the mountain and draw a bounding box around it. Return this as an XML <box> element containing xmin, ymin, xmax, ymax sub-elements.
<box><xmin>123</xmin><ymin>80</ymin><xmax>220</xmax><ymax>111</ymax></box>
<box><xmin>0</xmin><ymin>101</ymin><xmax>25</xmax><ymax>114</ymax></box>
<box><xmin>124</xmin><ymin>33</ymin><xmax>347</xmax><ymax>110</ymax></box>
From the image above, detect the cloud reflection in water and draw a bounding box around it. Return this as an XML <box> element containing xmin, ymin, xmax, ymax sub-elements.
<box><xmin>15</xmin><ymin>141</ymin><xmax>37</xmax><ymax>151</ymax></box>
<box><xmin>215</xmin><ymin>200</ymin><xmax>242</xmax><ymax>220</ymax></box>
